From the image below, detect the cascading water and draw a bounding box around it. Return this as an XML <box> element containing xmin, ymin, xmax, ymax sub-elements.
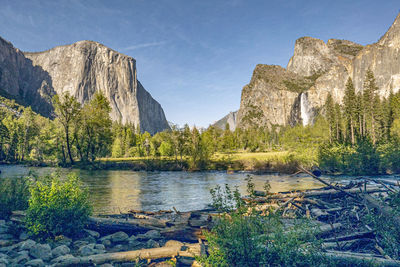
<box><xmin>300</xmin><ymin>92</ymin><xmax>312</xmax><ymax>126</ymax></box>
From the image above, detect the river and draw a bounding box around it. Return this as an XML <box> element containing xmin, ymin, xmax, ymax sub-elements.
<box><xmin>1</xmin><ymin>164</ymin><xmax>398</xmax><ymax>214</ymax></box>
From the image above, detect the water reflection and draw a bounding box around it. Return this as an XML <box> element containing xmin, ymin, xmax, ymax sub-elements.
<box><xmin>0</xmin><ymin>165</ymin><xmax>338</xmax><ymax>214</ymax></box>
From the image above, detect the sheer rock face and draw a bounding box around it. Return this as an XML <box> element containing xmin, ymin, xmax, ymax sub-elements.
<box><xmin>213</xmin><ymin>111</ymin><xmax>237</xmax><ymax>131</ymax></box>
<box><xmin>236</xmin><ymin>13</ymin><xmax>400</xmax><ymax>129</ymax></box>
<box><xmin>0</xmin><ymin>37</ymin><xmax>55</xmax><ymax>115</ymax></box>
<box><xmin>0</xmin><ymin>37</ymin><xmax>169</xmax><ymax>134</ymax></box>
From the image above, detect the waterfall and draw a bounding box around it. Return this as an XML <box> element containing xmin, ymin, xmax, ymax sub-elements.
<box><xmin>300</xmin><ymin>93</ymin><xmax>311</xmax><ymax>126</ymax></box>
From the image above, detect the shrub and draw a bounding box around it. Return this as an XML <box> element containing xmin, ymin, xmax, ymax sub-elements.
<box><xmin>201</xmin><ymin>177</ymin><xmax>326</xmax><ymax>267</ymax></box>
<box><xmin>0</xmin><ymin>177</ymin><xmax>30</xmax><ymax>219</ymax></box>
<box><xmin>25</xmin><ymin>173</ymin><xmax>92</xmax><ymax>239</ymax></box>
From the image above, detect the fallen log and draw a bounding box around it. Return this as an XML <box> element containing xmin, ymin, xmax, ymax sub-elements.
<box><xmin>323</xmin><ymin>231</ymin><xmax>374</xmax><ymax>242</ymax></box>
<box><xmin>322</xmin><ymin>250</ymin><xmax>400</xmax><ymax>266</ymax></box>
<box><xmin>86</xmin><ymin>216</ymin><xmax>165</xmax><ymax>234</ymax></box>
<box><xmin>66</xmin><ymin>241</ymin><xmax>203</xmax><ymax>266</ymax></box>
<box><xmin>361</xmin><ymin>194</ymin><xmax>400</xmax><ymax>229</ymax></box>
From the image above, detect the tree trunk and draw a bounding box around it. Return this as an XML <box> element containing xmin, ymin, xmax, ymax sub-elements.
<box><xmin>65</xmin><ymin>126</ymin><xmax>74</xmax><ymax>164</ymax></box>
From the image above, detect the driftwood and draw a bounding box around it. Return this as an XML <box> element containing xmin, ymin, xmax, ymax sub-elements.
<box><xmin>86</xmin><ymin>216</ymin><xmax>165</xmax><ymax>234</ymax></box>
<box><xmin>65</xmin><ymin>241</ymin><xmax>204</xmax><ymax>266</ymax></box>
<box><xmin>322</xmin><ymin>251</ymin><xmax>400</xmax><ymax>266</ymax></box>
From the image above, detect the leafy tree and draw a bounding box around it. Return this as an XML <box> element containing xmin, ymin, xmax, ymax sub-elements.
<box><xmin>53</xmin><ymin>93</ymin><xmax>81</xmax><ymax>164</ymax></box>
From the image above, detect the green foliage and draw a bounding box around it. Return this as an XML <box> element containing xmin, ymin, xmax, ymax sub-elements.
<box><xmin>0</xmin><ymin>177</ymin><xmax>30</xmax><ymax>219</ymax></box>
<box><xmin>202</xmin><ymin>178</ymin><xmax>330</xmax><ymax>267</ymax></box>
<box><xmin>25</xmin><ymin>173</ymin><xmax>92</xmax><ymax>238</ymax></box>
<box><xmin>364</xmin><ymin>192</ymin><xmax>400</xmax><ymax>260</ymax></box>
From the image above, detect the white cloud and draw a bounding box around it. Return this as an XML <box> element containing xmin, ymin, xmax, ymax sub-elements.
<box><xmin>122</xmin><ymin>41</ymin><xmax>166</xmax><ymax>51</ymax></box>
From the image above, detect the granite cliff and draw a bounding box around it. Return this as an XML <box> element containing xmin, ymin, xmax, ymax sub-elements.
<box><xmin>213</xmin><ymin>111</ymin><xmax>237</xmax><ymax>131</ymax></box>
<box><xmin>0</xmin><ymin>37</ymin><xmax>169</xmax><ymax>134</ymax></box>
<box><xmin>233</xmin><ymin>13</ymin><xmax>400</xmax><ymax>129</ymax></box>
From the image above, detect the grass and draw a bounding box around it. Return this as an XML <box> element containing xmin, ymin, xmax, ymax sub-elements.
<box><xmin>94</xmin><ymin>150</ymin><xmax>317</xmax><ymax>173</ymax></box>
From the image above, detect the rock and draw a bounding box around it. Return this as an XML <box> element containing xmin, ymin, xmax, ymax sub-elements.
<box><xmin>19</xmin><ymin>239</ymin><xmax>36</xmax><ymax>251</ymax></box>
<box><xmin>0</xmin><ymin>234</ymin><xmax>13</xmax><ymax>240</ymax></box>
<box><xmin>25</xmin><ymin>258</ymin><xmax>44</xmax><ymax>267</ymax></box>
<box><xmin>18</xmin><ymin>232</ymin><xmax>29</xmax><ymax>241</ymax></box>
<box><xmin>51</xmin><ymin>254</ymin><xmax>79</xmax><ymax>266</ymax></box>
<box><xmin>100</xmin><ymin>264</ymin><xmax>114</xmax><ymax>267</ymax></box>
<box><xmin>0</xmin><ymin>243</ymin><xmax>19</xmax><ymax>253</ymax></box>
<box><xmin>73</xmin><ymin>240</ymin><xmax>89</xmax><ymax>249</ymax></box>
<box><xmin>79</xmin><ymin>244</ymin><xmax>96</xmax><ymax>256</ymax></box>
<box><xmin>0</xmin><ymin>240</ymin><xmax>13</xmax><ymax>247</ymax></box>
<box><xmin>213</xmin><ymin>111</ymin><xmax>237</xmax><ymax>131</ymax></box>
<box><xmin>101</xmin><ymin>239</ymin><xmax>112</xmax><ymax>247</ymax></box>
<box><xmin>12</xmin><ymin>252</ymin><xmax>30</xmax><ymax>265</ymax></box>
<box><xmin>145</xmin><ymin>239</ymin><xmax>160</xmax><ymax>249</ymax></box>
<box><xmin>0</xmin><ymin>258</ymin><xmax>9</xmax><ymax>266</ymax></box>
<box><xmin>54</xmin><ymin>236</ymin><xmax>72</xmax><ymax>247</ymax></box>
<box><xmin>94</xmin><ymin>244</ymin><xmax>105</xmax><ymax>250</ymax></box>
<box><xmin>127</xmin><ymin>238</ymin><xmax>143</xmax><ymax>250</ymax></box>
<box><xmin>234</xmin><ymin>13</ymin><xmax>400</xmax><ymax>129</ymax></box>
<box><xmin>81</xmin><ymin>235</ymin><xmax>97</xmax><ymax>244</ymax></box>
<box><xmin>29</xmin><ymin>243</ymin><xmax>52</xmax><ymax>261</ymax></box>
<box><xmin>0</xmin><ymin>36</ymin><xmax>170</xmax><ymax>134</ymax></box>
<box><xmin>110</xmin><ymin>231</ymin><xmax>129</xmax><ymax>243</ymax></box>
<box><xmin>52</xmin><ymin>245</ymin><xmax>70</xmax><ymax>258</ymax></box>
<box><xmin>0</xmin><ymin>225</ymin><xmax>9</xmax><ymax>234</ymax></box>
<box><xmin>137</xmin><ymin>230</ymin><xmax>162</xmax><ymax>240</ymax></box>
<box><xmin>84</xmin><ymin>229</ymin><xmax>100</xmax><ymax>238</ymax></box>
<box><xmin>164</xmin><ymin>240</ymin><xmax>184</xmax><ymax>247</ymax></box>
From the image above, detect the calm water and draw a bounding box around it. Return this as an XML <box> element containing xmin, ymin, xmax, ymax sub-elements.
<box><xmin>1</xmin><ymin>164</ymin><xmax>397</xmax><ymax>214</ymax></box>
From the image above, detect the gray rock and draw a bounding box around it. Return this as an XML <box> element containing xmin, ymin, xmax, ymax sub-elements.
<box><xmin>12</xmin><ymin>253</ymin><xmax>30</xmax><ymax>265</ymax></box>
<box><xmin>127</xmin><ymin>238</ymin><xmax>143</xmax><ymax>250</ymax></box>
<box><xmin>84</xmin><ymin>229</ymin><xmax>100</xmax><ymax>238</ymax></box>
<box><xmin>78</xmin><ymin>244</ymin><xmax>96</xmax><ymax>256</ymax></box>
<box><xmin>19</xmin><ymin>239</ymin><xmax>36</xmax><ymax>251</ymax></box>
<box><xmin>110</xmin><ymin>231</ymin><xmax>129</xmax><ymax>243</ymax></box>
<box><xmin>54</xmin><ymin>236</ymin><xmax>72</xmax><ymax>247</ymax></box>
<box><xmin>0</xmin><ymin>258</ymin><xmax>9</xmax><ymax>266</ymax></box>
<box><xmin>0</xmin><ymin>240</ymin><xmax>13</xmax><ymax>247</ymax></box>
<box><xmin>29</xmin><ymin>243</ymin><xmax>52</xmax><ymax>261</ymax></box>
<box><xmin>0</xmin><ymin>226</ymin><xmax>9</xmax><ymax>234</ymax></box>
<box><xmin>0</xmin><ymin>243</ymin><xmax>19</xmax><ymax>253</ymax></box>
<box><xmin>0</xmin><ymin>37</ymin><xmax>170</xmax><ymax>134</ymax></box>
<box><xmin>101</xmin><ymin>239</ymin><xmax>112</xmax><ymax>246</ymax></box>
<box><xmin>51</xmin><ymin>254</ymin><xmax>79</xmax><ymax>265</ymax></box>
<box><xmin>18</xmin><ymin>232</ymin><xmax>29</xmax><ymax>241</ymax></box>
<box><xmin>138</xmin><ymin>230</ymin><xmax>162</xmax><ymax>240</ymax></box>
<box><xmin>145</xmin><ymin>239</ymin><xmax>160</xmax><ymax>249</ymax></box>
<box><xmin>52</xmin><ymin>245</ymin><xmax>70</xmax><ymax>258</ymax></box>
<box><xmin>25</xmin><ymin>258</ymin><xmax>44</xmax><ymax>267</ymax></box>
<box><xmin>82</xmin><ymin>235</ymin><xmax>97</xmax><ymax>244</ymax></box>
<box><xmin>73</xmin><ymin>240</ymin><xmax>89</xmax><ymax>249</ymax></box>
<box><xmin>95</xmin><ymin>244</ymin><xmax>105</xmax><ymax>250</ymax></box>
<box><xmin>0</xmin><ymin>234</ymin><xmax>13</xmax><ymax>240</ymax></box>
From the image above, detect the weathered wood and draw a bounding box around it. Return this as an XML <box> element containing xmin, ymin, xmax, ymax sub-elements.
<box><xmin>361</xmin><ymin>194</ymin><xmax>400</xmax><ymax>229</ymax></box>
<box><xmin>323</xmin><ymin>231</ymin><xmax>374</xmax><ymax>242</ymax></box>
<box><xmin>322</xmin><ymin>251</ymin><xmax>400</xmax><ymax>266</ymax></box>
<box><xmin>74</xmin><ymin>241</ymin><xmax>202</xmax><ymax>265</ymax></box>
<box><xmin>86</xmin><ymin>216</ymin><xmax>164</xmax><ymax>234</ymax></box>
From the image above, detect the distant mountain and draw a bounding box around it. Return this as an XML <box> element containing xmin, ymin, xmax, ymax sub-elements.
<box><xmin>0</xmin><ymin>37</ymin><xmax>169</xmax><ymax>134</ymax></box>
<box><xmin>213</xmin><ymin>111</ymin><xmax>237</xmax><ymax>131</ymax></box>
<box><xmin>235</xmin><ymin>13</ymin><xmax>400</xmax><ymax>129</ymax></box>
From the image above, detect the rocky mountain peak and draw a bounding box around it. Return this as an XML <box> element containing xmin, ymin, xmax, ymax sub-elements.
<box><xmin>378</xmin><ymin>12</ymin><xmax>400</xmax><ymax>47</ymax></box>
<box><xmin>0</xmin><ymin>37</ymin><xmax>169</xmax><ymax>134</ymax></box>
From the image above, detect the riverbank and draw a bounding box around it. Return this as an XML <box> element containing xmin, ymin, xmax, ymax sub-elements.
<box><xmin>93</xmin><ymin>151</ymin><xmax>316</xmax><ymax>173</ymax></box>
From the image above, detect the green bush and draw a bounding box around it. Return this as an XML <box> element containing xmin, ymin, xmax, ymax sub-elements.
<box><xmin>201</xmin><ymin>178</ymin><xmax>326</xmax><ymax>267</ymax></box>
<box><xmin>0</xmin><ymin>177</ymin><xmax>30</xmax><ymax>219</ymax></box>
<box><xmin>25</xmin><ymin>173</ymin><xmax>92</xmax><ymax>238</ymax></box>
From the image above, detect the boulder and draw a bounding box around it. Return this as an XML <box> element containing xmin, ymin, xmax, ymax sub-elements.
<box><xmin>52</xmin><ymin>245</ymin><xmax>70</xmax><ymax>258</ymax></box>
<box><xmin>25</xmin><ymin>258</ymin><xmax>45</xmax><ymax>267</ymax></box>
<box><xmin>19</xmin><ymin>239</ymin><xmax>36</xmax><ymax>251</ymax></box>
<box><xmin>29</xmin><ymin>243</ymin><xmax>52</xmax><ymax>261</ymax></box>
<box><xmin>51</xmin><ymin>254</ymin><xmax>79</xmax><ymax>266</ymax></box>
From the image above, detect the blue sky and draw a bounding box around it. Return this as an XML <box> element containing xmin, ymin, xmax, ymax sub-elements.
<box><xmin>0</xmin><ymin>0</ymin><xmax>399</xmax><ymax>127</ymax></box>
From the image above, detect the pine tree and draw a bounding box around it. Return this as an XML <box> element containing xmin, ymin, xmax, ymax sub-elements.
<box><xmin>362</xmin><ymin>69</ymin><xmax>379</xmax><ymax>144</ymax></box>
<box><xmin>343</xmin><ymin>78</ymin><xmax>357</xmax><ymax>144</ymax></box>
<box><xmin>325</xmin><ymin>93</ymin><xmax>336</xmax><ymax>143</ymax></box>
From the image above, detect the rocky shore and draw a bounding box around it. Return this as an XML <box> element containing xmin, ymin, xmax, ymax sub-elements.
<box><xmin>0</xmin><ymin>218</ymin><xmax>200</xmax><ymax>266</ymax></box>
